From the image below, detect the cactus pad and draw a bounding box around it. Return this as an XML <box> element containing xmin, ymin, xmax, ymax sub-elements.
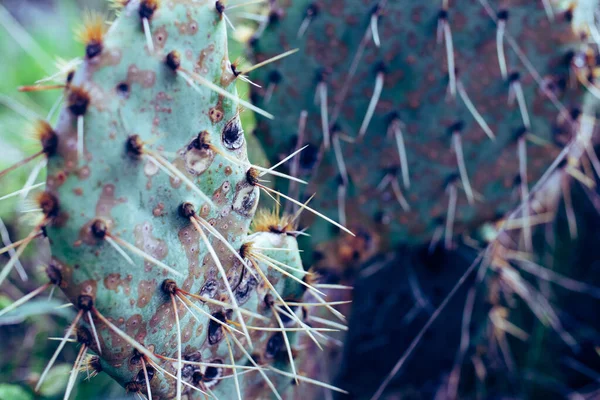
<box><xmin>250</xmin><ymin>0</ymin><xmax>591</xmax><ymax>254</ymax></box>
<box><xmin>0</xmin><ymin>1</ymin><xmax>346</xmax><ymax>398</ymax></box>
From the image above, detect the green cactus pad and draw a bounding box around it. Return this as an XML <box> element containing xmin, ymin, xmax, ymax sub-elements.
<box><xmin>5</xmin><ymin>1</ymin><xmax>327</xmax><ymax>398</ymax></box>
<box><xmin>250</xmin><ymin>0</ymin><xmax>590</xmax><ymax>253</ymax></box>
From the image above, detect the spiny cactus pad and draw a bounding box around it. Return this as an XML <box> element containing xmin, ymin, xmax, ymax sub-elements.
<box><xmin>250</xmin><ymin>0</ymin><xmax>592</xmax><ymax>255</ymax></box>
<box><xmin>0</xmin><ymin>1</ymin><xmax>347</xmax><ymax>398</ymax></box>
<box><xmin>250</xmin><ymin>1</ymin><xmax>600</xmax><ymax>398</ymax></box>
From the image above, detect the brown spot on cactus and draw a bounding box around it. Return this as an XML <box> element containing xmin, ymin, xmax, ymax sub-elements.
<box><xmin>209</xmin><ymin>105</ymin><xmax>225</xmax><ymax>123</ymax></box>
<box><xmin>67</xmin><ymin>85</ymin><xmax>91</xmax><ymax>116</ymax></box>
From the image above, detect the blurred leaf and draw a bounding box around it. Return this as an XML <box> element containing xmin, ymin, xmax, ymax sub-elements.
<box><xmin>0</xmin><ymin>383</ymin><xmax>34</xmax><ymax>400</ymax></box>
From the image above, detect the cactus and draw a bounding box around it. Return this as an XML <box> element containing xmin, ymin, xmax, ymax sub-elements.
<box><xmin>249</xmin><ymin>0</ymin><xmax>600</xmax><ymax>398</ymax></box>
<box><xmin>0</xmin><ymin>1</ymin><xmax>349</xmax><ymax>399</ymax></box>
<box><xmin>250</xmin><ymin>0</ymin><xmax>597</xmax><ymax>253</ymax></box>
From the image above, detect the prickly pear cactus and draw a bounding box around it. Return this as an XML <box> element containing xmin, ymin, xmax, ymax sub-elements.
<box><xmin>250</xmin><ymin>0</ymin><xmax>593</xmax><ymax>255</ymax></box>
<box><xmin>249</xmin><ymin>0</ymin><xmax>600</xmax><ymax>398</ymax></box>
<box><xmin>0</xmin><ymin>1</ymin><xmax>348</xmax><ymax>398</ymax></box>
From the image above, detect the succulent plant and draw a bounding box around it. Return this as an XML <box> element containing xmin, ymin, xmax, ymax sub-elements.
<box><xmin>0</xmin><ymin>1</ymin><xmax>350</xmax><ymax>399</ymax></box>
<box><xmin>249</xmin><ymin>0</ymin><xmax>600</xmax><ymax>398</ymax></box>
<box><xmin>250</xmin><ymin>0</ymin><xmax>599</xmax><ymax>254</ymax></box>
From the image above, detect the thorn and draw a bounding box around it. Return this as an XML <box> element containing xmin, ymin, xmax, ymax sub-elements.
<box><xmin>248</xmin><ymin>257</ymin><xmax>322</xmax><ymax>349</ymax></box>
<box><xmin>457</xmin><ymin>81</ymin><xmax>495</xmax><ymax>140</ymax></box>
<box><xmin>376</xmin><ymin>172</ymin><xmax>393</xmax><ymax>192</ymax></box>
<box><xmin>176</xmin><ymin>294</ymin><xmax>244</xmax><ymax>337</ymax></box>
<box><xmin>224</xmin><ymin>334</ymin><xmax>242</xmax><ymax>400</ymax></box>
<box><xmin>316</xmin><ymin>77</ymin><xmax>330</xmax><ymax>149</ymax></box>
<box><xmin>177</xmin><ymin>67</ymin><xmax>274</xmax><ymax>119</ymax></box>
<box><xmin>389</xmin><ymin>118</ymin><xmax>410</xmax><ymax>188</ymax></box>
<box><xmin>242</xmin><ymin>49</ymin><xmax>298</xmax><ymax>75</ymax></box>
<box><xmin>18</xmin><ymin>84</ymin><xmax>66</xmax><ymax>92</ymax></box>
<box><xmin>64</xmin><ymin>345</ymin><xmax>87</xmax><ymax>400</ymax></box>
<box><xmin>0</xmin><ymin>151</ymin><xmax>44</xmax><ymax>180</ymax></box>
<box><xmin>108</xmin><ymin>232</ymin><xmax>183</xmax><ymax>277</ymax></box>
<box><xmin>259</xmin><ymin>145</ymin><xmax>309</xmax><ymax>177</ymax></box>
<box><xmin>87</xmin><ymin>311</ymin><xmax>102</xmax><ymax>355</ymax></box>
<box><xmin>146</xmin><ymin>356</ymin><xmax>209</xmax><ymax>397</ymax></box>
<box><xmin>142</xmin><ymin>149</ymin><xmax>216</xmax><ymax>207</ymax></box>
<box><xmin>370</xmin><ymin>4</ymin><xmax>382</xmax><ymax>47</ymax></box>
<box><xmin>47</xmin><ymin>93</ymin><xmax>64</xmax><ymax>121</ymax></box>
<box><xmin>77</xmin><ymin>116</ymin><xmax>85</xmax><ymax>162</ymax></box>
<box><xmin>496</xmin><ymin>10</ymin><xmax>509</xmax><ymax>80</ymax></box>
<box><xmin>188</xmin><ymin>209</ymin><xmax>256</xmax><ymax>278</ymax></box>
<box><xmin>36</xmin><ymin>310</ymin><xmax>83</xmax><ymax>391</ymax></box>
<box><xmin>438</xmin><ymin>11</ymin><xmax>456</xmax><ymax>98</ymax></box>
<box><xmin>359</xmin><ymin>64</ymin><xmax>385</xmax><ymax>138</ymax></box>
<box><xmin>332</xmin><ymin>130</ymin><xmax>348</xmax><ymax>186</ymax></box>
<box><xmin>104</xmin><ymin>236</ymin><xmax>135</xmax><ymax>265</ymax></box>
<box><xmin>338</xmin><ymin>183</ymin><xmax>347</xmax><ymax>228</ymax></box>
<box><xmin>541</xmin><ymin>0</ymin><xmax>555</xmax><ymax>21</ymax></box>
<box><xmin>139</xmin><ymin>0</ymin><xmax>157</xmax><ymax>53</ymax></box>
<box><xmin>297</xmin><ymin>3</ymin><xmax>318</xmax><ymax>38</ymax></box>
<box><xmin>260</xmin><ymin>67</ymin><xmax>282</xmax><ymax>102</ymax></box>
<box><xmin>428</xmin><ymin>222</ymin><xmax>444</xmax><ymax>254</ymax></box>
<box><xmin>140</xmin><ymin>358</ymin><xmax>153</xmax><ymax>400</ymax></box>
<box><xmin>20</xmin><ymin>160</ymin><xmax>46</xmax><ymax>199</ymax></box>
<box><xmin>195</xmin><ymin>225</ymin><xmax>253</xmax><ymax>345</ymax></box>
<box><xmin>222</xmin><ymin>13</ymin><xmax>236</xmax><ymax>31</ymax></box>
<box><xmin>272</xmin><ymin>307</ymin><xmax>298</xmax><ymax>384</ymax></box>
<box><xmin>236</xmin><ymin>72</ymin><xmax>261</xmax><ymax>88</ymax></box>
<box><xmin>509</xmin><ymin>73</ymin><xmax>531</xmax><ymax>129</ymax></box>
<box><xmin>268</xmin><ymin>365</ymin><xmax>349</xmax><ymax>394</ymax></box>
<box><xmin>306</xmin><ymin>315</ymin><xmax>347</xmax><ymax>331</ymax></box>
<box><xmin>444</xmin><ymin>179</ymin><xmax>458</xmax><ymax>250</ymax></box>
<box><xmin>252</xmin><ymin>251</ymin><xmax>325</xmax><ymax>296</ymax></box>
<box><xmin>94</xmin><ymin>307</ymin><xmax>158</xmax><ymax>362</ymax></box>
<box><xmin>450</xmin><ymin>124</ymin><xmax>474</xmax><ymax>204</ymax></box>
<box><xmin>226</xmin><ymin>330</ymin><xmax>283</xmax><ymax>400</ymax></box>
<box><xmin>315</xmin><ymin>283</ymin><xmax>353</xmax><ymax>290</ymax></box>
<box><xmin>0</xmin><ymin>282</ymin><xmax>50</xmax><ymax>318</ymax></box>
<box><xmin>170</xmin><ymin>295</ymin><xmax>182</xmax><ymax>400</ymax></box>
<box><xmin>214</xmin><ymin>142</ymin><xmax>305</xmax><ymax>184</ymax></box>
<box><xmin>330</xmin><ymin>23</ymin><xmax>372</xmax><ymax>125</ymax></box>
<box><xmin>369</xmin><ymin>253</ymin><xmax>483</xmax><ymax>400</ymax></box>
<box><xmin>225</xmin><ymin>0</ymin><xmax>267</xmax><ymax>11</ymax></box>
<box><xmin>517</xmin><ymin>134</ymin><xmax>532</xmax><ymax>252</ymax></box>
<box><xmin>0</xmin><ymin>4</ymin><xmax>55</xmax><ymax>74</ymax></box>
<box><xmin>0</xmin><ymin>227</ymin><xmax>45</xmax><ymax>287</ymax></box>
<box><xmin>257</xmin><ymin>184</ymin><xmax>354</xmax><ymax>236</ymax></box>
<box><xmin>0</xmin><ymin>217</ymin><xmax>27</xmax><ymax>281</ymax></box>
<box><xmin>562</xmin><ymin>176</ymin><xmax>578</xmax><ymax>239</ymax></box>
<box><xmin>390</xmin><ymin>179</ymin><xmax>410</xmax><ymax>211</ymax></box>
<box><xmin>0</xmin><ymin>94</ymin><xmax>44</xmax><ymax>120</ymax></box>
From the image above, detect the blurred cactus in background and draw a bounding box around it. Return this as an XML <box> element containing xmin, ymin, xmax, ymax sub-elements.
<box><xmin>249</xmin><ymin>0</ymin><xmax>600</xmax><ymax>399</ymax></box>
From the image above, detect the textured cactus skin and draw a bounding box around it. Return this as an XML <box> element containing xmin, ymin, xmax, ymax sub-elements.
<box><xmin>250</xmin><ymin>0</ymin><xmax>586</xmax><ymax>251</ymax></box>
<box><xmin>43</xmin><ymin>1</ymin><xmax>306</xmax><ymax>398</ymax></box>
<box><xmin>248</xmin><ymin>1</ymin><xmax>600</xmax><ymax>398</ymax></box>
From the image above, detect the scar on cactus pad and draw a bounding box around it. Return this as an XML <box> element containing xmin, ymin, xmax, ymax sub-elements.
<box><xmin>0</xmin><ymin>1</ymin><xmax>352</xmax><ymax>399</ymax></box>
